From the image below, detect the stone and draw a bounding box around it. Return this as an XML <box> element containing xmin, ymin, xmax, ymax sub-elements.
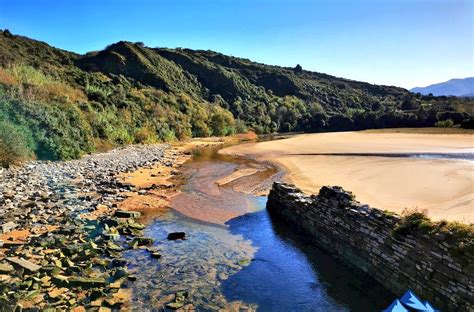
<box><xmin>3</xmin><ymin>190</ymin><xmax>15</xmax><ymax>199</ymax></box>
<box><xmin>1</xmin><ymin>221</ymin><xmax>17</xmax><ymax>233</ymax></box>
<box><xmin>0</xmin><ymin>263</ymin><xmax>14</xmax><ymax>273</ymax></box>
<box><xmin>150</xmin><ymin>252</ymin><xmax>161</xmax><ymax>259</ymax></box>
<box><xmin>6</xmin><ymin>257</ymin><xmax>41</xmax><ymax>272</ymax></box>
<box><xmin>166</xmin><ymin>302</ymin><xmax>184</xmax><ymax>309</ymax></box>
<box><xmin>114</xmin><ymin>210</ymin><xmax>141</xmax><ymax>218</ymax></box>
<box><xmin>68</xmin><ymin>276</ymin><xmax>106</xmax><ymax>287</ymax></box>
<box><xmin>167</xmin><ymin>232</ymin><xmax>186</xmax><ymax>240</ymax></box>
<box><xmin>130</xmin><ymin>237</ymin><xmax>154</xmax><ymax>246</ymax></box>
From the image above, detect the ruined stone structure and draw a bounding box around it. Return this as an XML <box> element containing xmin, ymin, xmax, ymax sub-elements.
<box><xmin>266</xmin><ymin>182</ymin><xmax>473</xmax><ymax>311</ymax></box>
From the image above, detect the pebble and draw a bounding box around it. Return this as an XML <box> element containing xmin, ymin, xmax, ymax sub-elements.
<box><xmin>0</xmin><ymin>144</ymin><xmax>182</xmax><ymax>310</ymax></box>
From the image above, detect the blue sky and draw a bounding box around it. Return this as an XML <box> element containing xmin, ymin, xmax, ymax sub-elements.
<box><xmin>1</xmin><ymin>0</ymin><xmax>472</xmax><ymax>89</ymax></box>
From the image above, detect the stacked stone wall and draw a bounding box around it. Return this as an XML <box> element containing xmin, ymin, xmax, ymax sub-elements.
<box><xmin>267</xmin><ymin>182</ymin><xmax>473</xmax><ymax>311</ymax></box>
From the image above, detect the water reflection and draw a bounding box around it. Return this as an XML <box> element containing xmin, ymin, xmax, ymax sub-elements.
<box><xmin>223</xmin><ymin>197</ymin><xmax>392</xmax><ymax>312</ymax></box>
<box><xmin>125</xmin><ymin>145</ymin><xmax>393</xmax><ymax>311</ymax></box>
<box><xmin>124</xmin><ymin>209</ymin><xmax>257</xmax><ymax>311</ymax></box>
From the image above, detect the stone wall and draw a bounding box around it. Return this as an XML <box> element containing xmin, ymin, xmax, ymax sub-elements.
<box><xmin>266</xmin><ymin>182</ymin><xmax>473</xmax><ymax>311</ymax></box>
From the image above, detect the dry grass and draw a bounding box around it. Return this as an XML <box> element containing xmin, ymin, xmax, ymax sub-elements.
<box><xmin>0</xmin><ymin>64</ymin><xmax>86</xmax><ymax>103</ymax></box>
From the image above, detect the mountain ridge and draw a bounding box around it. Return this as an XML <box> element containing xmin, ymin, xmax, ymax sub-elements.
<box><xmin>411</xmin><ymin>77</ymin><xmax>474</xmax><ymax>97</ymax></box>
<box><xmin>0</xmin><ymin>29</ymin><xmax>472</xmax><ymax>165</ymax></box>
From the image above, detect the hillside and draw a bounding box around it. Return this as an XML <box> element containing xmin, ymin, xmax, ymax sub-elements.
<box><xmin>411</xmin><ymin>77</ymin><xmax>474</xmax><ymax>97</ymax></box>
<box><xmin>0</xmin><ymin>29</ymin><xmax>473</xmax><ymax>166</ymax></box>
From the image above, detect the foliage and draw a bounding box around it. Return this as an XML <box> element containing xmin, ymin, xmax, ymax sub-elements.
<box><xmin>435</xmin><ymin>119</ymin><xmax>454</xmax><ymax>127</ymax></box>
<box><xmin>392</xmin><ymin>209</ymin><xmax>473</xmax><ymax>266</ymax></box>
<box><xmin>0</xmin><ymin>29</ymin><xmax>472</xmax><ymax>165</ymax></box>
<box><xmin>0</xmin><ymin>120</ymin><xmax>32</xmax><ymax>167</ymax></box>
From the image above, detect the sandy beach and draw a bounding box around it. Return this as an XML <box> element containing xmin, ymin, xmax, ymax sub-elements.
<box><xmin>222</xmin><ymin>130</ymin><xmax>474</xmax><ymax>223</ymax></box>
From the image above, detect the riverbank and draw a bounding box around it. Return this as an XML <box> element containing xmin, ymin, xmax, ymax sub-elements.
<box><xmin>0</xmin><ymin>133</ymin><xmax>263</xmax><ymax>310</ymax></box>
<box><xmin>221</xmin><ymin>129</ymin><xmax>474</xmax><ymax>223</ymax></box>
<box><xmin>0</xmin><ymin>143</ymin><xmax>195</xmax><ymax>310</ymax></box>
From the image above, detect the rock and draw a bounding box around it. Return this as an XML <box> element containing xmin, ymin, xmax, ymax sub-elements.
<box><xmin>166</xmin><ymin>302</ymin><xmax>184</xmax><ymax>310</ymax></box>
<box><xmin>107</xmin><ymin>242</ymin><xmax>123</xmax><ymax>252</ymax></box>
<box><xmin>129</xmin><ymin>237</ymin><xmax>154</xmax><ymax>247</ymax></box>
<box><xmin>6</xmin><ymin>257</ymin><xmax>41</xmax><ymax>272</ymax></box>
<box><xmin>3</xmin><ymin>190</ymin><xmax>15</xmax><ymax>199</ymax></box>
<box><xmin>1</xmin><ymin>221</ymin><xmax>17</xmax><ymax>233</ymax></box>
<box><xmin>68</xmin><ymin>276</ymin><xmax>106</xmax><ymax>287</ymax></box>
<box><xmin>167</xmin><ymin>232</ymin><xmax>186</xmax><ymax>240</ymax></box>
<box><xmin>39</xmin><ymin>191</ymin><xmax>50</xmax><ymax>201</ymax></box>
<box><xmin>0</xmin><ymin>263</ymin><xmax>14</xmax><ymax>273</ymax></box>
<box><xmin>2</xmin><ymin>240</ymin><xmax>24</xmax><ymax>247</ymax></box>
<box><xmin>150</xmin><ymin>252</ymin><xmax>161</xmax><ymax>259</ymax></box>
<box><xmin>237</xmin><ymin>259</ymin><xmax>251</xmax><ymax>267</ymax></box>
<box><xmin>127</xmin><ymin>221</ymin><xmax>145</xmax><ymax>230</ymax></box>
<box><xmin>218</xmin><ymin>272</ymin><xmax>228</xmax><ymax>280</ymax></box>
<box><xmin>103</xmin><ymin>232</ymin><xmax>120</xmax><ymax>241</ymax></box>
<box><xmin>114</xmin><ymin>210</ymin><xmax>141</xmax><ymax>218</ymax></box>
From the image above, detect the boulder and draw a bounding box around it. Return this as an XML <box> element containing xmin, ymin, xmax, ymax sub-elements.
<box><xmin>167</xmin><ymin>232</ymin><xmax>186</xmax><ymax>240</ymax></box>
<box><xmin>114</xmin><ymin>210</ymin><xmax>141</xmax><ymax>218</ymax></box>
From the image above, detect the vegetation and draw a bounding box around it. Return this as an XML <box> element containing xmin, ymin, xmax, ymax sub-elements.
<box><xmin>0</xmin><ymin>29</ymin><xmax>473</xmax><ymax>166</ymax></box>
<box><xmin>0</xmin><ymin>120</ymin><xmax>32</xmax><ymax>167</ymax></box>
<box><xmin>392</xmin><ymin>209</ymin><xmax>473</xmax><ymax>266</ymax></box>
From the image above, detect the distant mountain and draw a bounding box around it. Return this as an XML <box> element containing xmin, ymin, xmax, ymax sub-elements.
<box><xmin>411</xmin><ymin>77</ymin><xmax>474</xmax><ymax>97</ymax></box>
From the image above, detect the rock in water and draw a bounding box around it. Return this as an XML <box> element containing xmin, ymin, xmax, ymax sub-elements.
<box><xmin>114</xmin><ymin>210</ymin><xmax>141</xmax><ymax>218</ymax></box>
<box><xmin>167</xmin><ymin>232</ymin><xmax>186</xmax><ymax>240</ymax></box>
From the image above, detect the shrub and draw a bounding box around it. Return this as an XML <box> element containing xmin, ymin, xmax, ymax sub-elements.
<box><xmin>210</xmin><ymin>106</ymin><xmax>236</xmax><ymax>136</ymax></box>
<box><xmin>0</xmin><ymin>120</ymin><xmax>31</xmax><ymax>167</ymax></box>
<box><xmin>435</xmin><ymin>119</ymin><xmax>454</xmax><ymax>127</ymax></box>
<box><xmin>392</xmin><ymin>208</ymin><xmax>473</xmax><ymax>266</ymax></box>
<box><xmin>0</xmin><ymin>64</ymin><xmax>86</xmax><ymax>103</ymax></box>
<box><xmin>133</xmin><ymin>126</ymin><xmax>157</xmax><ymax>144</ymax></box>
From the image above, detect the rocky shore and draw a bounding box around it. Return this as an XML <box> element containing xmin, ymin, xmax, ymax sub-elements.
<box><xmin>0</xmin><ymin>144</ymin><xmax>189</xmax><ymax>311</ymax></box>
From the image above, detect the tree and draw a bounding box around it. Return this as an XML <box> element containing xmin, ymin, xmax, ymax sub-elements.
<box><xmin>294</xmin><ymin>64</ymin><xmax>303</xmax><ymax>74</ymax></box>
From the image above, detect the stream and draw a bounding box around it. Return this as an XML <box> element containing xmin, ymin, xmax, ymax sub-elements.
<box><xmin>124</xmin><ymin>145</ymin><xmax>393</xmax><ymax>311</ymax></box>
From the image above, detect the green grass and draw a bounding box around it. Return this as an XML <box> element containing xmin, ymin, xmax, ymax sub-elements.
<box><xmin>392</xmin><ymin>209</ymin><xmax>474</xmax><ymax>266</ymax></box>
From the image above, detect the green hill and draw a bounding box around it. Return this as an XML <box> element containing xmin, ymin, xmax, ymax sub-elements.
<box><xmin>0</xmin><ymin>29</ymin><xmax>472</xmax><ymax>166</ymax></box>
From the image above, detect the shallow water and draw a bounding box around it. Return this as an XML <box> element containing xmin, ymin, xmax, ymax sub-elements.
<box><xmin>289</xmin><ymin>152</ymin><xmax>474</xmax><ymax>161</ymax></box>
<box><xmin>125</xmin><ymin>145</ymin><xmax>393</xmax><ymax>311</ymax></box>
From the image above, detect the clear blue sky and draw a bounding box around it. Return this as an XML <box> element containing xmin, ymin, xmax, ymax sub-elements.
<box><xmin>1</xmin><ymin>0</ymin><xmax>472</xmax><ymax>89</ymax></box>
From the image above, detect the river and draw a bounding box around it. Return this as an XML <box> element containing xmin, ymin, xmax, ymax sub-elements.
<box><xmin>124</xmin><ymin>145</ymin><xmax>393</xmax><ymax>311</ymax></box>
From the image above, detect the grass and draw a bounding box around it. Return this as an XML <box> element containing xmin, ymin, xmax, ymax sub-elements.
<box><xmin>0</xmin><ymin>64</ymin><xmax>86</xmax><ymax>103</ymax></box>
<box><xmin>392</xmin><ymin>208</ymin><xmax>474</xmax><ymax>266</ymax></box>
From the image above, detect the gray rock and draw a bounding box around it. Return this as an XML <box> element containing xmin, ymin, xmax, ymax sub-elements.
<box><xmin>6</xmin><ymin>257</ymin><xmax>41</xmax><ymax>272</ymax></box>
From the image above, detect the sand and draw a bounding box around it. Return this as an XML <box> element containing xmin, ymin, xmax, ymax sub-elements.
<box><xmin>222</xmin><ymin>130</ymin><xmax>474</xmax><ymax>223</ymax></box>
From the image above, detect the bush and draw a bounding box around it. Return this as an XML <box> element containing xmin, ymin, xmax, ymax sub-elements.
<box><xmin>210</xmin><ymin>106</ymin><xmax>236</xmax><ymax>136</ymax></box>
<box><xmin>392</xmin><ymin>208</ymin><xmax>474</xmax><ymax>266</ymax></box>
<box><xmin>133</xmin><ymin>126</ymin><xmax>157</xmax><ymax>144</ymax></box>
<box><xmin>0</xmin><ymin>120</ymin><xmax>31</xmax><ymax>167</ymax></box>
<box><xmin>0</xmin><ymin>64</ymin><xmax>86</xmax><ymax>103</ymax></box>
<box><xmin>435</xmin><ymin>119</ymin><xmax>454</xmax><ymax>127</ymax></box>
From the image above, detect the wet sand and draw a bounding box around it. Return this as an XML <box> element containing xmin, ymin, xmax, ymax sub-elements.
<box><xmin>169</xmin><ymin>148</ymin><xmax>279</xmax><ymax>225</ymax></box>
<box><xmin>117</xmin><ymin>135</ymin><xmax>276</xmax><ymax>225</ymax></box>
<box><xmin>222</xmin><ymin>130</ymin><xmax>474</xmax><ymax>223</ymax></box>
